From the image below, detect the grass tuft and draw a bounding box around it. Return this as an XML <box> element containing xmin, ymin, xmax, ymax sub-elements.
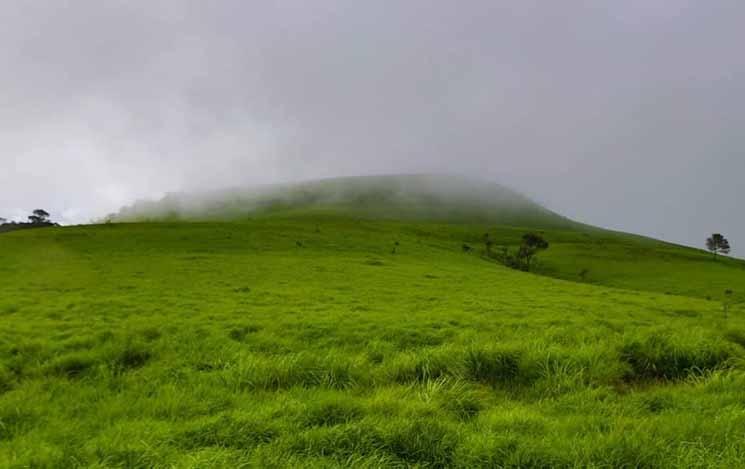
<box><xmin>111</xmin><ymin>344</ymin><xmax>152</xmax><ymax>372</ymax></box>
<box><xmin>464</xmin><ymin>347</ymin><xmax>522</xmax><ymax>385</ymax></box>
<box><xmin>620</xmin><ymin>333</ymin><xmax>733</xmax><ymax>381</ymax></box>
<box><xmin>388</xmin><ymin>349</ymin><xmax>460</xmax><ymax>383</ymax></box>
<box><xmin>48</xmin><ymin>352</ymin><xmax>97</xmax><ymax>378</ymax></box>
<box><xmin>0</xmin><ymin>367</ymin><xmax>14</xmax><ymax>395</ymax></box>
<box><xmin>177</xmin><ymin>412</ymin><xmax>278</xmax><ymax>449</ymax></box>
<box><xmin>228</xmin><ymin>324</ymin><xmax>261</xmax><ymax>341</ymax></box>
<box><xmin>724</xmin><ymin>329</ymin><xmax>745</xmax><ymax>349</ymax></box>
<box><xmin>299</xmin><ymin>395</ymin><xmax>364</xmax><ymax>427</ymax></box>
<box><xmin>384</xmin><ymin>418</ymin><xmax>457</xmax><ymax>468</ymax></box>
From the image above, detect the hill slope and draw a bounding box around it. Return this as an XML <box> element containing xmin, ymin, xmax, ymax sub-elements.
<box><xmin>110</xmin><ymin>174</ymin><xmax>745</xmax><ymax>302</ymax></box>
<box><xmin>2</xmin><ymin>217</ymin><xmax>745</xmax><ymax>467</ymax></box>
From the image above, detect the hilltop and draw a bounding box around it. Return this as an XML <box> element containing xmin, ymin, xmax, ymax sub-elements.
<box><xmin>112</xmin><ymin>174</ymin><xmax>576</xmax><ymax>229</ymax></box>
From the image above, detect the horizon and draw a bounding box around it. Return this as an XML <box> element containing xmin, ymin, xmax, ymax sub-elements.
<box><xmin>2</xmin><ymin>171</ymin><xmax>740</xmax><ymax>260</ymax></box>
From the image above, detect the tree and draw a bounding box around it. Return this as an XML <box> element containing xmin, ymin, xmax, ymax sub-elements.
<box><xmin>706</xmin><ymin>233</ymin><xmax>731</xmax><ymax>257</ymax></box>
<box><xmin>28</xmin><ymin>209</ymin><xmax>50</xmax><ymax>225</ymax></box>
<box><xmin>517</xmin><ymin>232</ymin><xmax>549</xmax><ymax>271</ymax></box>
<box><xmin>0</xmin><ymin>217</ymin><xmax>6</xmax><ymax>225</ymax></box>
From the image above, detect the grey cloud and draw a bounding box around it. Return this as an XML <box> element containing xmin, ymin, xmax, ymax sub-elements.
<box><xmin>1</xmin><ymin>1</ymin><xmax>743</xmax><ymax>254</ymax></box>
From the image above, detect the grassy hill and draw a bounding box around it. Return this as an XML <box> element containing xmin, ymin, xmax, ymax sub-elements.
<box><xmin>2</xmin><ymin>177</ymin><xmax>745</xmax><ymax>467</ymax></box>
<box><xmin>112</xmin><ymin>173</ymin><xmax>745</xmax><ymax>301</ymax></box>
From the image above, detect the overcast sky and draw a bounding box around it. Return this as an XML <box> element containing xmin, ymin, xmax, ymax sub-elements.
<box><xmin>1</xmin><ymin>1</ymin><xmax>743</xmax><ymax>255</ymax></box>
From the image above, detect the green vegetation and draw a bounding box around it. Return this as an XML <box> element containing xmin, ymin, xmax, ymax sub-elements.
<box><xmin>1</xmin><ymin>214</ymin><xmax>743</xmax><ymax>468</ymax></box>
<box><xmin>2</xmin><ymin>176</ymin><xmax>744</xmax><ymax>467</ymax></box>
<box><xmin>707</xmin><ymin>233</ymin><xmax>732</xmax><ymax>258</ymax></box>
<box><xmin>0</xmin><ymin>209</ymin><xmax>57</xmax><ymax>234</ymax></box>
<box><xmin>486</xmin><ymin>232</ymin><xmax>549</xmax><ymax>272</ymax></box>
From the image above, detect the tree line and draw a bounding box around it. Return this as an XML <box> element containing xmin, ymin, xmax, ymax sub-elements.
<box><xmin>467</xmin><ymin>231</ymin><xmax>550</xmax><ymax>272</ymax></box>
<box><xmin>0</xmin><ymin>209</ymin><xmax>56</xmax><ymax>233</ymax></box>
<box><xmin>463</xmin><ymin>231</ymin><xmax>734</xmax><ymax>276</ymax></box>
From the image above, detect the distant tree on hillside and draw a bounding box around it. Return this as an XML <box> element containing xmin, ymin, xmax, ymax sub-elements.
<box><xmin>706</xmin><ymin>233</ymin><xmax>731</xmax><ymax>258</ymax></box>
<box><xmin>517</xmin><ymin>233</ymin><xmax>549</xmax><ymax>271</ymax></box>
<box><xmin>28</xmin><ymin>209</ymin><xmax>50</xmax><ymax>225</ymax></box>
<box><xmin>0</xmin><ymin>217</ymin><xmax>6</xmax><ymax>225</ymax></box>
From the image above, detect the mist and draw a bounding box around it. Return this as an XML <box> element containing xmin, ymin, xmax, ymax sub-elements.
<box><xmin>1</xmin><ymin>1</ymin><xmax>743</xmax><ymax>255</ymax></box>
<box><xmin>111</xmin><ymin>174</ymin><xmax>574</xmax><ymax>229</ymax></box>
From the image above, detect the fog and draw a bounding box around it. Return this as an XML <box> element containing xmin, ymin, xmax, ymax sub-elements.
<box><xmin>112</xmin><ymin>174</ymin><xmax>572</xmax><ymax>228</ymax></box>
<box><xmin>1</xmin><ymin>1</ymin><xmax>743</xmax><ymax>255</ymax></box>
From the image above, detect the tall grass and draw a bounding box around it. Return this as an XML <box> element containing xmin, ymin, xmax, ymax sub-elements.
<box><xmin>1</xmin><ymin>217</ymin><xmax>744</xmax><ymax>467</ymax></box>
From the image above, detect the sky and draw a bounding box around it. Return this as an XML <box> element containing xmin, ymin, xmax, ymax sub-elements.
<box><xmin>1</xmin><ymin>1</ymin><xmax>743</xmax><ymax>256</ymax></box>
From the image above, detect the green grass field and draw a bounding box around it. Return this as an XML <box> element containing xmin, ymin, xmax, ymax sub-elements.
<box><xmin>2</xmin><ymin>176</ymin><xmax>745</xmax><ymax>468</ymax></box>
